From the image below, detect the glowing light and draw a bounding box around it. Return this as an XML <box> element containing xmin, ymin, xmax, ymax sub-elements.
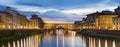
<box><xmin>99</xmin><ymin>27</ymin><xmax>101</xmax><ymax>29</ymax></box>
<box><xmin>113</xmin><ymin>26</ymin><xmax>116</xmax><ymax>30</ymax></box>
<box><xmin>2</xmin><ymin>26</ymin><xmax>5</xmax><ymax>28</ymax></box>
<box><xmin>83</xmin><ymin>27</ymin><xmax>86</xmax><ymax>29</ymax></box>
<box><xmin>13</xmin><ymin>26</ymin><xmax>16</xmax><ymax>29</ymax></box>
<box><xmin>20</xmin><ymin>26</ymin><xmax>23</xmax><ymax>29</ymax></box>
<box><xmin>105</xmin><ymin>26</ymin><xmax>107</xmax><ymax>29</ymax></box>
<box><xmin>8</xmin><ymin>26</ymin><xmax>11</xmax><ymax>29</ymax></box>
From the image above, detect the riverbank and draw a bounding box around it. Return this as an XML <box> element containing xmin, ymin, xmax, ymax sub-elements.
<box><xmin>0</xmin><ymin>29</ymin><xmax>43</xmax><ymax>42</ymax></box>
<box><xmin>79</xmin><ymin>29</ymin><xmax>120</xmax><ymax>40</ymax></box>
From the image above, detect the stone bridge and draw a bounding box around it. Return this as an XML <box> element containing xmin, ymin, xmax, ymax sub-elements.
<box><xmin>44</xmin><ymin>23</ymin><xmax>75</xmax><ymax>30</ymax></box>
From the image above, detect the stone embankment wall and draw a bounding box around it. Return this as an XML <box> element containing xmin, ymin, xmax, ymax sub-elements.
<box><xmin>81</xmin><ymin>29</ymin><xmax>120</xmax><ymax>36</ymax></box>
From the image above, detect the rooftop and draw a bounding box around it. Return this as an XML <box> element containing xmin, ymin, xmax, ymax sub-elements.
<box><xmin>87</xmin><ymin>11</ymin><xmax>117</xmax><ymax>16</ymax></box>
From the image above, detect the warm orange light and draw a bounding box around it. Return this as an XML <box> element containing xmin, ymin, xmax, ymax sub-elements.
<box><xmin>2</xmin><ymin>26</ymin><xmax>5</xmax><ymax>28</ymax></box>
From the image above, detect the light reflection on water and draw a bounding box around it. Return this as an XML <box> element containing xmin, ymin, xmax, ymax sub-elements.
<box><xmin>0</xmin><ymin>30</ymin><xmax>120</xmax><ymax>47</ymax></box>
<box><xmin>0</xmin><ymin>35</ymin><xmax>41</xmax><ymax>47</ymax></box>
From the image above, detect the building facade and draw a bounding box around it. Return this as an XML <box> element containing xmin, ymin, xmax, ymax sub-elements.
<box><xmin>5</xmin><ymin>7</ymin><xmax>20</xmax><ymax>29</ymax></box>
<box><xmin>87</xmin><ymin>11</ymin><xmax>118</xmax><ymax>30</ymax></box>
<box><xmin>29</xmin><ymin>14</ymin><xmax>44</xmax><ymax>29</ymax></box>
<box><xmin>74</xmin><ymin>6</ymin><xmax>120</xmax><ymax>30</ymax></box>
<box><xmin>95</xmin><ymin>11</ymin><xmax>118</xmax><ymax>30</ymax></box>
<box><xmin>115</xmin><ymin>6</ymin><xmax>120</xmax><ymax>15</ymax></box>
<box><xmin>74</xmin><ymin>18</ymin><xmax>87</xmax><ymax>29</ymax></box>
<box><xmin>112</xmin><ymin>6</ymin><xmax>120</xmax><ymax>30</ymax></box>
<box><xmin>0</xmin><ymin>11</ymin><xmax>13</xmax><ymax>29</ymax></box>
<box><xmin>113</xmin><ymin>17</ymin><xmax>120</xmax><ymax>30</ymax></box>
<box><xmin>0</xmin><ymin>7</ymin><xmax>44</xmax><ymax>29</ymax></box>
<box><xmin>19</xmin><ymin>14</ymin><xmax>29</xmax><ymax>29</ymax></box>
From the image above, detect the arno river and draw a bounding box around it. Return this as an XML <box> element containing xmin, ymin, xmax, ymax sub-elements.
<box><xmin>0</xmin><ymin>29</ymin><xmax>120</xmax><ymax>47</ymax></box>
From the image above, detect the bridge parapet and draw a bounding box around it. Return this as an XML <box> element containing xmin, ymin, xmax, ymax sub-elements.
<box><xmin>44</xmin><ymin>23</ymin><xmax>75</xmax><ymax>30</ymax></box>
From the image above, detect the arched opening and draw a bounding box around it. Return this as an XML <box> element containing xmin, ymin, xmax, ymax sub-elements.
<box><xmin>56</xmin><ymin>25</ymin><xmax>64</xmax><ymax>29</ymax></box>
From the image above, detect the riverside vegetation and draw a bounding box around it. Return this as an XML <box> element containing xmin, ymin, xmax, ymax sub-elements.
<box><xmin>0</xmin><ymin>29</ymin><xmax>43</xmax><ymax>42</ymax></box>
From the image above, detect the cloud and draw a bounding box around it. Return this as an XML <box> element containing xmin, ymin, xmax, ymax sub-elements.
<box><xmin>9</xmin><ymin>0</ymin><xmax>118</xmax><ymax>23</ymax></box>
<box><xmin>38</xmin><ymin>10</ymin><xmax>85</xmax><ymax>23</ymax></box>
<box><xmin>0</xmin><ymin>0</ymin><xmax>119</xmax><ymax>23</ymax></box>
<box><xmin>38</xmin><ymin>11</ymin><xmax>67</xmax><ymax>18</ymax></box>
<box><xmin>11</xmin><ymin>5</ymin><xmax>58</xmax><ymax>13</ymax></box>
<box><xmin>60</xmin><ymin>6</ymin><xmax>117</xmax><ymax>15</ymax></box>
<box><xmin>16</xmin><ymin>2</ymin><xmax>47</xmax><ymax>7</ymax></box>
<box><xmin>17</xmin><ymin>9</ymin><xmax>85</xmax><ymax>23</ymax></box>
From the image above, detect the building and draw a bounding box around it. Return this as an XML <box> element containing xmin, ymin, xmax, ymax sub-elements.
<box><xmin>86</xmin><ymin>11</ymin><xmax>118</xmax><ymax>30</ymax></box>
<box><xmin>74</xmin><ymin>7</ymin><xmax>119</xmax><ymax>30</ymax></box>
<box><xmin>95</xmin><ymin>11</ymin><xmax>118</xmax><ymax>30</ymax></box>
<box><xmin>86</xmin><ymin>12</ymin><xmax>99</xmax><ymax>29</ymax></box>
<box><xmin>5</xmin><ymin>7</ymin><xmax>20</xmax><ymax>29</ymax></box>
<box><xmin>74</xmin><ymin>21</ymin><xmax>82</xmax><ymax>29</ymax></box>
<box><xmin>74</xmin><ymin>18</ymin><xmax>87</xmax><ymax>29</ymax></box>
<box><xmin>115</xmin><ymin>6</ymin><xmax>120</xmax><ymax>15</ymax></box>
<box><xmin>112</xmin><ymin>6</ymin><xmax>120</xmax><ymax>30</ymax></box>
<box><xmin>0</xmin><ymin>7</ymin><xmax>44</xmax><ymax>29</ymax></box>
<box><xmin>29</xmin><ymin>14</ymin><xmax>44</xmax><ymax>29</ymax></box>
<box><xmin>19</xmin><ymin>14</ymin><xmax>29</xmax><ymax>29</ymax></box>
<box><xmin>0</xmin><ymin>11</ymin><xmax>13</xmax><ymax>29</ymax></box>
<box><xmin>113</xmin><ymin>17</ymin><xmax>120</xmax><ymax>30</ymax></box>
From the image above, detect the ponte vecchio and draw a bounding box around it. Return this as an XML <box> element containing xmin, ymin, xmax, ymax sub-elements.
<box><xmin>44</xmin><ymin>23</ymin><xmax>75</xmax><ymax>30</ymax></box>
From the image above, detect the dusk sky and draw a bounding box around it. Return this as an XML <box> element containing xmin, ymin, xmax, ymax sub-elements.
<box><xmin>0</xmin><ymin>0</ymin><xmax>120</xmax><ymax>23</ymax></box>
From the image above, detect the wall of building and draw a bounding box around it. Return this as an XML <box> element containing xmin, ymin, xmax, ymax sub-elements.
<box><xmin>0</xmin><ymin>12</ymin><xmax>14</xmax><ymax>29</ymax></box>
<box><xmin>29</xmin><ymin>14</ymin><xmax>44</xmax><ymax>29</ymax></box>
<box><xmin>113</xmin><ymin>17</ymin><xmax>120</xmax><ymax>30</ymax></box>
<box><xmin>0</xmin><ymin>7</ymin><xmax>44</xmax><ymax>29</ymax></box>
<box><xmin>96</xmin><ymin>15</ymin><xmax>118</xmax><ymax>30</ymax></box>
<box><xmin>74</xmin><ymin>6</ymin><xmax>120</xmax><ymax>30</ymax></box>
<box><xmin>19</xmin><ymin>15</ymin><xmax>29</xmax><ymax>29</ymax></box>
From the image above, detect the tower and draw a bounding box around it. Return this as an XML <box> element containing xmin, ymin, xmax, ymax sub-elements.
<box><xmin>115</xmin><ymin>6</ymin><xmax>120</xmax><ymax>15</ymax></box>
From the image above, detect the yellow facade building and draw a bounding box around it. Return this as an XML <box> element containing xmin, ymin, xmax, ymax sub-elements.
<box><xmin>112</xmin><ymin>6</ymin><xmax>120</xmax><ymax>30</ymax></box>
<box><xmin>96</xmin><ymin>14</ymin><xmax>118</xmax><ymax>30</ymax></box>
<box><xmin>84</xmin><ymin>11</ymin><xmax>118</xmax><ymax>30</ymax></box>
<box><xmin>0</xmin><ymin>7</ymin><xmax>44</xmax><ymax>29</ymax></box>
<box><xmin>113</xmin><ymin>17</ymin><xmax>120</xmax><ymax>30</ymax></box>
<box><xmin>29</xmin><ymin>14</ymin><xmax>44</xmax><ymax>29</ymax></box>
<box><xmin>74</xmin><ymin>6</ymin><xmax>120</xmax><ymax>30</ymax></box>
<box><xmin>19</xmin><ymin>14</ymin><xmax>29</xmax><ymax>29</ymax></box>
<box><xmin>0</xmin><ymin>11</ymin><xmax>13</xmax><ymax>29</ymax></box>
<box><xmin>5</xmin><ymin>7</ymin><xmax>20</xmax><ymax>29</ymax></box>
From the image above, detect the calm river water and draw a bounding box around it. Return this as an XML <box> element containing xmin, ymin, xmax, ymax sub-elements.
<box><xmin>0</xmin><ymin>30</ymin><xmax>120</xmax><ymax>47</ymax></box>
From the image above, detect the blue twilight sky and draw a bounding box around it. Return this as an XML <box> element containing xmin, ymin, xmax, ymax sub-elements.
<box><xmin>0</xmin><ymin>0</ymin><xmax>120</xmax><ymax>23</ymax></box>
